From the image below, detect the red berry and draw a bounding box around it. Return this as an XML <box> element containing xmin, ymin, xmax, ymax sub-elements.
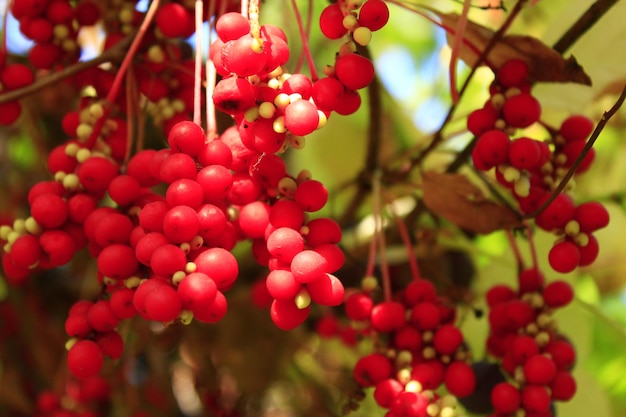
<box><xmin>215</xmin><ymin>12</ymin><xmax>251</xmax><ymax>42</ymax></box>
<box><xmin>559</xmin><ymin>115</ymin><xmax>594</xmax><ymax>143</ymax></box>
<box><xmin>370</xmin><ymin>301</ymin><xmax>406</xmax><ymax>332</ymax></box>
<box><xmin>491</xmin><ymin>382</ymin><xmax>521</xmax><ymax>414</ymax></box>
<box><xmin>543</xmin><ymin>280</ymin><xmax>574</xmax><ymax>308</ymax></box>
<box><xmin>319</xmin><ymin>4</ymin><xmax>347</xmax><ymax>39</ymax></box>
<box><xmin>358</xmin><ymin>0</ymin><xmax>390</xmax><ymax>31</ymax></box>
<box><xmin>67</xmin><ymin>340</ymin><xmax>103</xmax><ymax>380</ymax></box>
<box><xmin>284</xmin><ymin>100</ymin><xmax>320</xmax><ymax>136</ymax></box>
<box><xmin>270</xmin><ymin>298</ymin><xmax>310</xmax><ymax>330</ymax></box>
<box><xmin>496</xmin><ymin>59</ymin><xmax>529</xmax><ymax>88</ymax></box>
<box><xmin>502</xmin><ymin>93</ymin><xmax>541</xmax><ymax>128</ymax></box>
<box><xmin>156</xmin><ymin>3</ymin><xmax>193</xmax><ymax>38</ymax></box>
<box><xmin>548</xmin><ymin>241</ymin><xmax>580</xmax><ymax>274</ymax></box>
<box><xmin>523</xmin><ymin>354</ymin><xmax>557</xmax><ymax>385</ymax></box>
<box><xmin>335</xmin><ymin>53</ymin><xmax>375</xmax><ymax>90</ymax></box>
<box><xmin>473</xmin><ymin>129</ymin><xmax>511</xmax><ymax>168</ymax></box>
<box><xmin>353</xmin><ymin>353</ymin><xmax>392</xmax><ymax>387</ymax></box>
<box><xmin>445</xmin><ymin>361</ymin><xmax>476</xmax><ymax>397</ymax></box>
<box><xmin>433</xmin><ymin>324</ymin><xmax>463</xmax><ymax>355</ymax></box>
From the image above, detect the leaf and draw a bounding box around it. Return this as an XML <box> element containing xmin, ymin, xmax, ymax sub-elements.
<box><xmin>439</xmin><ymin>12</ymin><xmax>592</xmax><ymax>85</ymax></box>
<box><xmin>421</xmin><ymin>171</ymin><xmax>523</xmax><ymax>234</ymax></box>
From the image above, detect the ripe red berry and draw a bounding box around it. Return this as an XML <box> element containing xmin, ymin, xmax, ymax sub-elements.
<box><xmin>491</xmin><ymin>382</ymin><xmax>521</xmax><ymax>414</ymax></box>
<box><xmin>473</xmin><ymin>129</ymin><xmax>511</xmax><ymax>168</ymax></box>
<box><xmin>445</xmin><ymin>361</ymin><xmax>476</xmax><ymax>397</ymax></box>
<box><xmin>496</xmin><ymin>59</ymin><xmax>529</xmax><ymax>88</ymax></box>
<box><xmin>353</xmin><ymin>353</ymin><xmax>392</xmax><ymax>387</ymax></box>
<box><xmin>270</xmin><ymin>298</ymin><xmax>310</xmax><ymax>330</ymax></box>
<box><xmin>548</xmin><ymin>240</ymin><xmax>580</xmax><ymax>274</ymax></box>
<box><xmin>433</xmin><ymin>324</ymin><xmax>463</xmax><ymax>355</ymax></box>
<box><xmin>523</xmin><ymin>354</ymin><xmax>557</xmax><ymax>385</ymax></box>
<box><xmin>542</xmin><ymin>280</ymin><xmax>574</xmax><ymax>308</ymax></box>
<box><xmin>358</xmin><ymin>0</ymin><xmax>390</xmax><ymax>32</ymax></box>
<box><xmin>370</xmin><ymin>301</ymin><xmax>406</xmax><ymax>332</ymax></box>
<box><xmin>319</xmin><ymin>4</ymin><xmax>347</xmax><ymax>39</ymax></box>
<box><xmin>335</xmin><ymin>53</ymin><xmax>375</xmax><ymax>91</ymax></box>
<box><xmin>502</xmin><ymin>93</ymin><xmax>541</xmax><ymax>128</ymax></box>
<box><xmin>215</xmin><ymin>12</ymin><xmax>251</xmax><ymax>42</ymax></box>
<box><xmin>284</xmin><ymin>100</ymin><xmax>320</xmax><ymax>136</ymax></box>
<box><xmin>67</xmin><ymin>340</ymin><xmax>103</xmax><ymax>380</ymax></box>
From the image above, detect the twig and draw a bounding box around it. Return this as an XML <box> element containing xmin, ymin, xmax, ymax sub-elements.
<box><xmin>0</xmin><ymin>35</ymin><xmax>133</xmax><ymax>105</ymax></box>
<box><xmin>524</xmin><ymin>82</ymin><xmax>626</xmax><ymax>219</ymax></box>
<box><xmin>552</xmin><ymin>0</ymin><xmax>620</xmax><ymax>54</ymax></box>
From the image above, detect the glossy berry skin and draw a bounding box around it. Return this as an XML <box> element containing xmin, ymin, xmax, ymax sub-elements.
<box><xmin>67</xmin><ymin>340</ymin><xmax>104</xmax><ymax>380</ymax></box>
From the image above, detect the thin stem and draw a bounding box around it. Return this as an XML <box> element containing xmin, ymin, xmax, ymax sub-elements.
<box><xmin>124</xmin><ymin>70</ymin><xmax>137</xmax><ymax>166</ymax></box>
<box><xmin>526</xmin><ymin>224</ymin><xmax>539</xmax><ymax>270</ymax></box>
<box><xmin>194</xmin><ymin>0</ymin><xmax>204</xmax><ymax>126</ymax></box>
<box><xmin>449</xmin><ymin>0</ymin><xmax>473</xmax><ymax>104</ymax></box>
<box><xmin>294</xmin><ymin>0</ymin><xmax>314</xmax><ymax>75</ymax></box>
<box><xmin>373</xmin><ymin>171</ymin><xmax>392</xmax><ymax>302</ymax></box>
<box><xmin>0</xmin><ymin>35</ymin><xmax>132</xmax><ymax>105</ymax></box>
<box><xmin>290</xmin><ymin>0</ymin><xmax>318</xmax><ymax>81</ymax></box>
<box><xmin>241</xmin><ymin>0</ymin><xmax>249</xmax><ymax>18</ymax></box>
<box><xmin>384</xmin><ymin>189</ymin><xmax>423</xmax><ymax>282</ymax></box>
<box><xmin>86</xmin><ymin>0</ymin><xmax>161</xmax><ymax>150</ymax></box>
<box><xmin>505</xmin><ymin>230</ymin><xmax>525</xmax><ymax>270</ymax></box>
<box><xmin>524</xmin><ymin>82</ymin><xmax>626</xmax><ymax>219</ymax></box>
<box><xmin>206</xmin><ymin>0</ymin><xmax>218</xmax><ymax>139</ymax></box>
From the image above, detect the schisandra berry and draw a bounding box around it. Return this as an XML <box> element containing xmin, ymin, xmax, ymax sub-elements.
<box><xmin>67</xmin><ymin>340</ymin><xmax>104</xmax><ymax>380</ymax></box>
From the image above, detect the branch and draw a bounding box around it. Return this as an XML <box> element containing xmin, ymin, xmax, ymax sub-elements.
<box><xmin>552</xmin><ymin>0</ymin><xmax>620</xmax><ymax>54</ymax></box>
<box><xmin>524</xmin><ymin>82</ymin><xmax>626</xmax><ymax>219</ymax></box>
<box><xmin>0</xmin><ymin>35</ymin><xmax>133</xmax><ymax>105</ymax></box>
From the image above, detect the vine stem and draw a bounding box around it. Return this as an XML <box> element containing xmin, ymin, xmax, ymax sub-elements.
<box><xmin>526</xmin><ymin>224</ymin><xmax>539</xmax><ymax>271</ymax></box>
<box><xmin>505</xmin><ymin>229</ymin><xmax>525</xmax><ymax>270</ymax></box>
<box><xmin>241</xmin><ymin>0</ymin><xmax>249</xmax><ymax>18</ymax></box>
<box><xmin>294</xmin><ymin>0</ymin><xmax>313</xmax><ymax>74</ymax></box>
<box><xmin>373</xmin><ymin>171</ymin><xmax>392</xmax><ymax>302</ymax></box>
<box><xmin>85</xmin><ymin>0</ymin><xmax>161</xmax><ymax>150</ymax></box>
<box><xmin>383</xmin><ymin>189</ymin><xmax>423</xmax><ymax>282</ymax></box>
<box><xmin>193</xmin><ymin>0</ymin><xmax>204</xmax><ymax>126</ymax></box>
<box><xmin>0</xmin><ymin>35</ymin><xmax>133</xmax><ymax>105</ymax></box>
<box><xmin>524</xmin><ymin>82</ymin><xmax>626</xmax><ymax>219</ymax></box>
<box><xmin>449</xmin><ymin>0</ymin><xmax>473</xmax><ymax>104</ymax></box>
<box><xmin>290</xmin><ymin>0</ymin><xmax>318</xmax><ymax>81</ymax></box>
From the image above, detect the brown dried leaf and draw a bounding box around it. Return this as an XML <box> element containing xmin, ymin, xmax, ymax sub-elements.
<box><xmin>421</xmin><ymin>171</ymin><xmax>523</xmax><ymax>234</ymax></box>
<box><xmin>440</xmin><ymin>13</ymin><xmax>591</xmax><ymax>85</ymax></box>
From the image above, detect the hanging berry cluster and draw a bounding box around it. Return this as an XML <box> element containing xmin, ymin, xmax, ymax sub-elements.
<box><xmin>468</xmin><ymin>59</ymin><xmax>609</xmax><ymax>274</ymax></box>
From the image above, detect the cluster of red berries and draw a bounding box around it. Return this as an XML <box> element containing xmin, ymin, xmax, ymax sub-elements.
<box><xmin>211</xmin><ymin>0</ymin><xmax>389</xmax><ymax>150</ymax></box>
<box><xmin>12</xmin><ymin>0</ymin><xmax>100</xmax><ymax>68</ymax></box>
<box><xmin>468</xmin><ymin>59</ymin><xmax>609</xmax><ymax>273</ymax></box>
<box><xmin>0</xmin><ymin>0</ymin><xmax>102</xmax><ymax>125</ymax></box>
<box><xmin>335</xmin><ymin>278</ymin><xmax>476</xmax><ymax>416</ymax></box>
<box><xmin>482</xmin><ymin>268</ymin><xmax>577</xmax><ymax>417</ymax></box>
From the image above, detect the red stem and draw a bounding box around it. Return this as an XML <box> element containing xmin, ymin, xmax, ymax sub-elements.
<box><xmin>384</xmin><ymin>189</ymin><xmax>423</xmax><ymax>282</ymax></box>
<box><xmin>290</xmin><ymin>0</ymin><xmax>318</xmax><ymax>81</ymax></box>
<box><xmin>194</xmin><ymin>0</ymin><xmax>204</xmax><ymax>126</ymax></box>
<box><xmin>86</xmin><ymin>0</ymin><xmax>161</xmax><ymax>150</ymax></box>
<box><xmin>506</xmin><ymin>229</ymin><xmax>525</xmax><ymax>270</ymax></box>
